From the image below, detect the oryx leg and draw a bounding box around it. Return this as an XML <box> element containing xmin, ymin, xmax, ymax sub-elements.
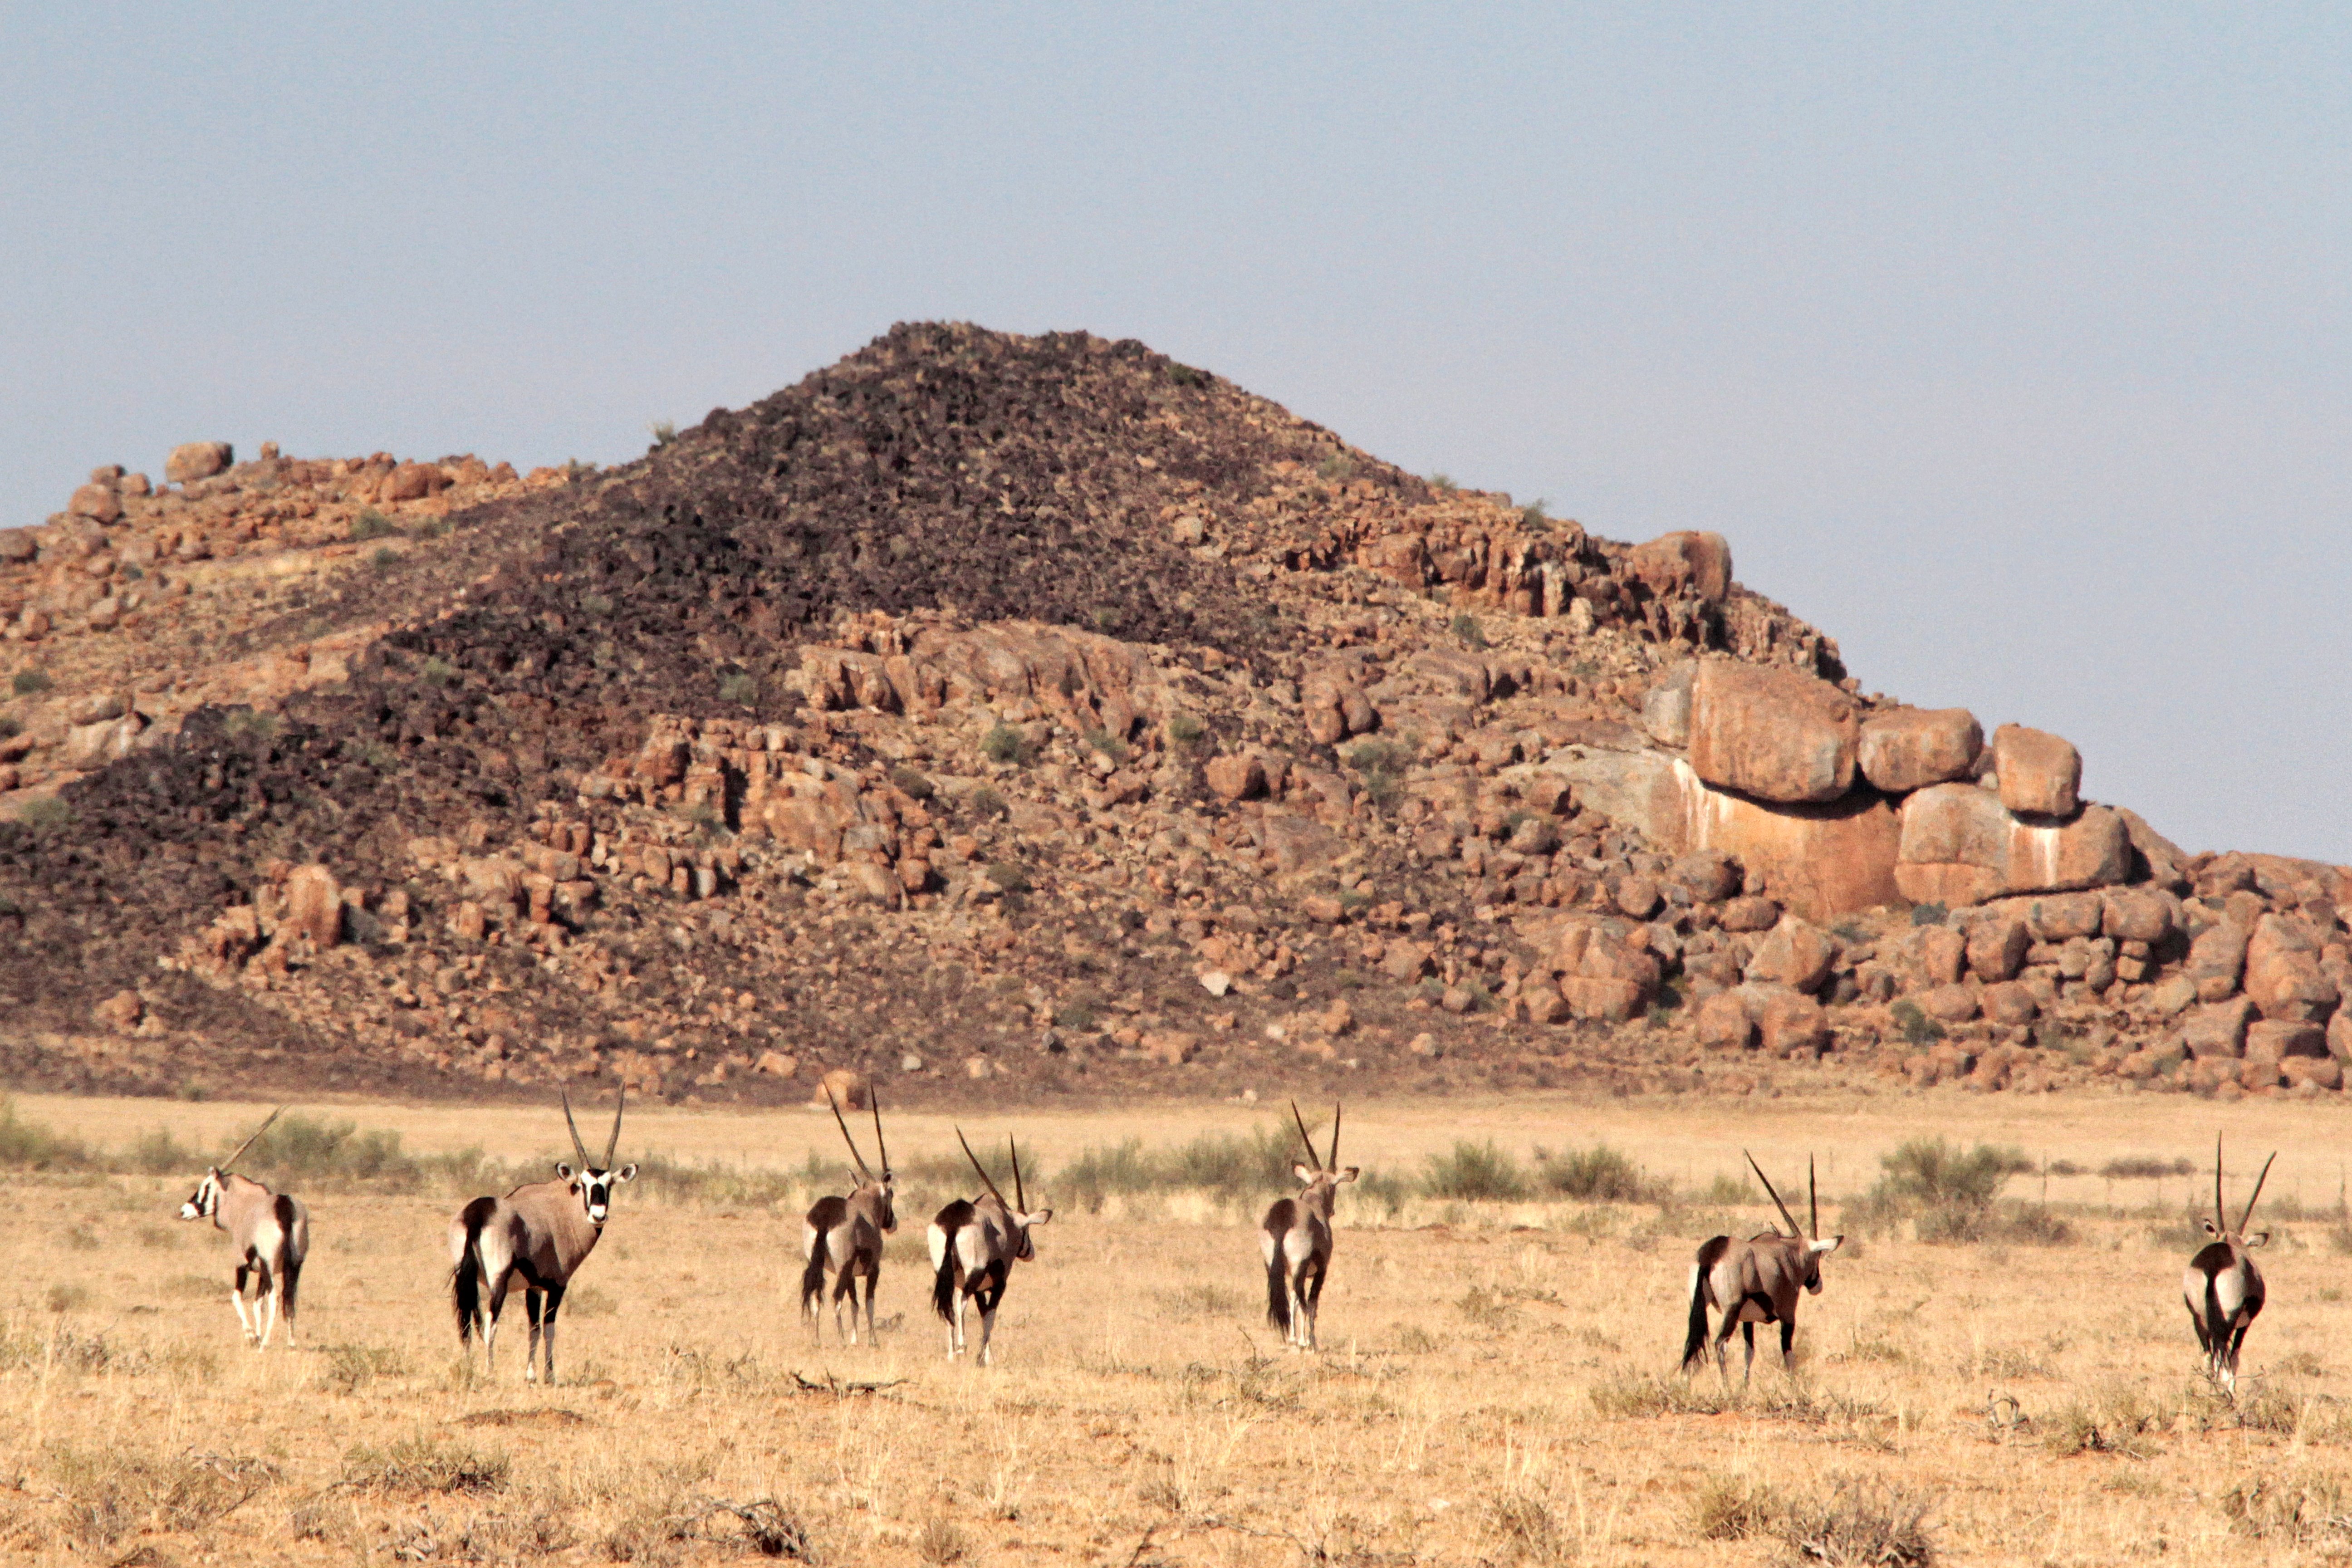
<box><xmin>1741</xmin><ymin>1322</ymin><xmax>1757</xmax><ymax>1384</ymax></box>
<box><xmin>231</xmin><ymin>1261</ymin><xmax>257</xmax><ymax>1344</ymax></box>
<box><xmin>481</xmin><ymin>1273</ymin><xmax>512</xmax><ymax>1377</ymax></box>
<box><xmin>1303</xmin><ymin>1259</ymin><xmax>1328</xmax><ymax>1352</ymax></box>
<box><xmin>540</xmin><ymin>1283</ymin><xmax>565</xmax><ymax>1385</ymax></box>
<box><xmin>1779</xmin><ymin>1317</ymin><xmax>1797</xmax><ymax>1372</ymax></box>
<box><xmin>831</xmin><ymin>1249</ymin><xmax>860</xmax><ymax>1345</ymax></box>
<box><xmin>1710</xmin><ymin>1302</ymin><xmax>1740</xmax><ymax>1385</ymax></box>
<box><xmin>253</xmin><ymin>1260</ymin><xmax>277</xmax><ymax>1349</ymax></box>
<box><xmin>864</xmin><ymin>1266</ymin><xmax>881</xmax><ymax>1343</ymax></box>
<box><xmin>949</xmin><ymin>1276</ymin><xmax>968</xmax><ymax>1360</ymax></box>
<box><xmin>973</xmin><ymin>1279</ymin><xmax>1003</xmax><ymax>1367</ymax></box>
<box><xmin>278</xmin><ymin>1254</ymin><xmax>302</xmax><ymax>1348</ymax></box>
<box><xmin>523</xmin><ymin>1288</ymin><xmax>545</xmax><ymax>1384</ymax></box>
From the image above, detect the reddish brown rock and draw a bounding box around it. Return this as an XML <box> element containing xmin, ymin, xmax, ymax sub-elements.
<box><xmin>1696</xmin><ymin>992</ymin><xmax>1755</xmax><ymax>1050</ymax></box>
<box><xmin>1204</xmin><ymin>753</ymin><xmax>1266</xmax><ymax>801</ymax></box>
<box><xmin>1519</xmin><ymin>983</ymin><xmax>1568</xmax><ymax>1024</ymax></box>
<box><xmin>815</xmin><ymin>1067</ymin><xmax>869</xmax><ymax>1108</ymax></box>
<box><xmin>1629</xmin><ymin>531</ymin><xmax>1733</xmax><ymax>604</ymax></box>
<box><xmin>1858</xmin><ymin>708</ymin><xmax>1982</xmax><ymax>794</ymax></box>
<box><xmin>1718</xmin><ymin>895</ymin><xmax>1781</xmax><ymax>933</ymax></box>
<box><xmin>283</xmin><ymin>864</ymin><xmax>343</xmax><ymax>947</ymax></box>
<box><xmin>2334</xmin><ymin>1010</ymin><xmax>2352</xmax><ymax>1062</ymax></box>
<box><xmin>1686</xmin><ymin>661</ymin><xmax>1859</xmax><ymax>804</ymax></box>
<box><xmin>164</xmin><ymin>441</ymin><xmax>232</xmax><ymax>482</ymax></box>
<box><xmin>2247</xmin><ymin>1020</ymin><xmax>2328</xmax><ymax>1064</ymax></box>
<box><xmin>1896</xmin><ymin>785</ymin><xmax>2129</xmax><ymax>902</ymax></box>
<box><xmin>2184</xmin><ymin>998</ymin><xmax>2255</xmax><ymax>1058</ymax></box>
<box><xmin>1382</xmin><ymin>941</ymin><xmax>1434</xmax><ymax>981</ymax></box>
<box><xmin>1613</xmin><ymin>874</ymin><xmax>1662</xmax><ymax>920</ymax></box>
<box><xmin>383</xmin><ymin>462</ymin><xmax>449</xmax><ymax>502</ymax></box>
<box><xmin>1917</xmin><ymin>982</ymin><xmax>1980</xmax><ymax>1023</ymax></box>
<box><xmin>1757</xmin><ymin>990</ymin><xmax>1828</xmax><ymax>1056</ymax></box>
<box><xmin>1669</xmin><ymin>849</ymin><xmax>1742</xmax><ymax>903</ymax></box>
<box><xmin>1991</xmin><ymin>724</ymin><xmax>2081</xmax><ymax>818</ymax></box>
<box><xmin>1563</xmin><ymin>976</ymin><xmax>1645</xmax><ymax>1021</ymax></box>
<box><xmin>2246</xmin><ymin>914</ymin><xmax>2339</xmax><ymax>1023</ymax></box>
<box><xmin>2283</xmin><ymin>1055</ymin><xmax>2343</xmax><ymax>1091</ymax></box>
<box><xmin>68</xmin><ymin>484</ymin><xmax>122</xmax><ymax>523</ymax></box>
<box><xmin>1982</xmin><ymin>981</ymin><xmax>2039</xmax><ymax>1026</ymax></box>
<box><xmin>2102</xmin><ymin>888</ymin><xmax>2176</xmax><ymax>944</ymax></box>
<box><xmin>1965</xmin><ymin>917</ymin><xmax>2029</xmax><ymax>982</ymax></box>
<box><xmin>1917</xmin><ymin>925</ymin><xmax>1966</xmax><ymax>985</ymax></box>
<box><xmin>1745</xmin><ymin>917</ymin><xmax>1837</xmax><ymax>994</ymax></box>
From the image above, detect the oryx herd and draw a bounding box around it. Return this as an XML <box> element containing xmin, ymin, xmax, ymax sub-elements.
<box><xmin>174</xmin><ymin>1098</ymin><xmax>2282</xmax><ymax>1394</ymax></box>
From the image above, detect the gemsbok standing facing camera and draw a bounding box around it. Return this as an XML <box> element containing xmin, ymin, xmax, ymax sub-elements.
<box><xmin>800</xmin><ymin>1086</ymin><xmax>896</xmax><ymax>1344</ymax></box>
<box><xmin>929</xmin><ymin>1128</ymin><xmax>1052</xmax><ymax>1366</ymax></box>
<box><xmin>177</xmin><ymin>1106</ymin><xmax>308</xmax><ymax>1350</ymax></box>
<box><xmin>1681</xmin><ymin>1152</ymin><xmax>1842</xmax><ymax>1385</ymax></box>
<box><xmin>449</xmin><ymin>1089</ymin><xmax>636</xmax><ymax>1384</ymax></box>
<box><xmin>1261</xmin><ymin>1100</ymin><xmax>1358</xmax><ymax>1352</ymax></box>
<box><xmin>2185</xmin><ymin>1135</ymin><xmax>2276</xmax><ymax>1395</ymax></box>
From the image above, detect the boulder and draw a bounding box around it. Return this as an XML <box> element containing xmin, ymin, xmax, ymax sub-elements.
<box><xmin>1518</xmin><ymin>984</ymin><xmax>1568</xmax><ymax>1025</ymax></box>
<box><xmin>1757</xmin><ymin>990</ymin><xmax>1828</xmax><ymax>1056</ymax></box>
<box><xmin>1745</xmin><ymin>918</ymin><xmax>1837</xmax><ymax>994</ymax></box>
<box><xmin>1965</xmin><ymin>917</ymin><xmax>2029</xmax><ymax>982</ymax></box>
<box><xmin>0</xmin><ymin>529</ymin><xmax>34</xmax><ymax>562</ymax></box>
<box><xmin>1641</xmin><ymin>662</ymin><xmax>1695</xmax><ymax>747</ymax></box>
<box><xmin>1982</xmin><ymin>981</ymin><xmax>2039</xmax><ymax>1026</ymax></box>
<box><xmin>2173</xmin><ymin>926</ymin><xmax>2248</xmax><ymax>1001</ymax></box>
<box><xmin>283</xmin><ymin>864</ymin><xmax>343</xmax><ymax>947</ymax></box>
<box><xmin>1629</xmin><ymin>531</ymin><xmax>1734</xmax><ymax>603</ymax></box>
<box><xmin>1857</xmin><ymin>708</ymin><xmax>1982</xmax><ymax>794</ymax></box>
<box><xmin>2283</xmin><ymin>1055</ymin><xmax>2343</xmax><ymax>1091</ymax></box>
<box><xmin>1717</xmin><ymin>895</ymin><xmax>1781</xmax><ymax>933</ymax></box>
<box><xmin>1613</xmin><ymin>875</ymin><xmax>1662</xmax><ymax>920</ymax></box>
<box><xmin>2116</xmin><ymin>807</ymin><xmax>2191</xmax><ymax>891</ymax></box>
<box><xmin>2245</xmin><ymin>914</ymin><xmax>2339</xmax><ymax>1023</ymax></box>
<box><xmin>1669</xmin><ymin>849</ymin><xmax>1741</xmax><ymax>903</ymax></box>
<box><xmin>1917</xmin><ymin>982</ymin><xmax>1980</xmax><ymax>1023</ymax></box>
<box><xmin>383</xmin><ymin>461</ymin><xmax>450</xmax><ymax>502</ymax></box>
<box><xmin>1562</xmin><ymin>976</ymin><xmax>1646</xmax><ymax>1021</ymax></box>
<box><xmin>1917</xmin><ymin>925</ymin><xmax>1966</xmax><ymax>985</ymax></box>
<box><xmin>2247</xmin><ymin>1020</ymin><xmax>2328</xmax><ymax>1065</ymax></box>
<box><xmin>1991</xmin><ymin>725</ymin><xmax>2082</xmax><ymax>818</ymax></box>
<box><xmin>164</xmin><ymin>441</ymin><xmax>232</xmax><ymax>483</ymax></box>
<box><xmin>1895</xmin><ymin>785</ymin><xmax>2129</xmax><ymax>903</ymax></box>
<box><xmin>2022</xmin><ymin>891</ymin><xmax>2106</xmax><ymax>941</ymax></box>
<box><xmin>68</xmin><ymin>484</ymin><xmax>122</xmax><ymax>523</ymax></box>
<box><xmin>2184</xmin><ymin>998</ymin><xmax>2255</xmax><ymax>1059</ymax></box>
<box><xmin>2332</xmin><ymin>1010</ymin><xmax>2352</xmax><ymax>1062</ymax></box>
<box><xmin>816</xmin><ymin>1067</ymin><xmax>870</xmax><ymax>1108</ymax></box>
<box><xmin>1695</xmin><ymin>992</ymin><xmax>1755</xmax><ymax>1050</ymax></box>
<box><xmin>2102</xmin><ymin>888</ymin><xmax>2176</xmax><ymax>944</ymax></box>
<box><xmin>1686</xmin><ymin>661</ymin><xmax>1859</xmax><ymax>804</ymax></box>
<box><xmin>1203</xmin><ymin>753</ymin><xmax>1265</xmax><ymax>801</ymax></box>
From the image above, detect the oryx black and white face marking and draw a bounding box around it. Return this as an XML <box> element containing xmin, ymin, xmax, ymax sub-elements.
<box><xmin>556</xmin><ymin>1160</ymin><xmax>639</xmax><ymax>1227</ymax></box>
<box><xmin>180</xmin><ymin>1168</ymin><xmax>225</xmax><ymax>1222</ymax></box>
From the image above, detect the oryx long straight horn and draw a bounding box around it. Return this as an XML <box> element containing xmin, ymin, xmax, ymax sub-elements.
<box><xmin>1263</xmin><ymin>1101</ymin><xmax>1359</xmax><ymax>1351</ymax></box>
<box><xmin>178</xmin><ymin>1106</ymin><xmax>308</xmax><ymax>1351</ymax></box>
<box><xmin>1684</xmin><ymin>1151</ymin><xmax>1843</xmax><ymax>1385</ymax></box>
<box><xmin>449</xmin><ymin>1092</ymin><xmax>637</xmax><ymax>1386</ymax></box>
<box><xmin>2184</xmin><ymin>1134</ymin><xmax>2276</xmax><ymax>1395</ymax></box>
<box><xmin>930</xmin><ymin>1125</ymin><xmax>1052</xmax><ymax>1366</ymax></box>
<box><xmin>803</xmin><ymin>1084</ymin><xmax>896</xmax><ymax>1346</ymax></box>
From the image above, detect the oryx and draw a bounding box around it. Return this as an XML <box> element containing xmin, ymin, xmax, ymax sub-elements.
<box><xmin>1261</xmin><ymin>1100</ymin><xmax>1358</xmax><ymax>1351</ymax></box>
<box><xmin>176</xmin><ymin>1106</ymin><xmax>309</xmax><ymax>1350</ymax></box>
<box><xmin>928</xmin><ymin>1128</ymin><xmax>1051</xmax><ymax>1366</ymax></box>
<box><xmin>2184</xmin><ymin>1134</ymin><xmax>2275</xmax><ymax>1395</ymax></box>
<box><xmin>1681</xmin><ymin>1152</ymin><xmax>1842</xmax><ymax>1384</ymax></box>
<box><xmin>449</xmin><ymin>1088</ymin><xmax>636</xmax><ymax>1384</ymax></box>
<box><xmin>800</xmin><ymin>1085</ymin><xmax>896</xmax><ymax>1344</ymax></box>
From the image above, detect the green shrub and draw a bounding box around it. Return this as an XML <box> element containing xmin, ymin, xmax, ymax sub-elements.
<box><xmin>1889</xmin><ymin>999</ymin><xmax>1945</xmax><ymax>1048</ymax></box>
<box><xmin>648</xmin><ymin>419</ymin><xmax>677</xmax><ymax>449</ymax></box>
<box><xmin>369</xmin><ymin>546</ymin><xmax>399</xmax><ymax>571</ymax></box>
<box><xmin>580</xmin><ymin>592</ymin><xmax>615</xmax><ymax>616</ymax></box>
<box><xmin>985</xmin><ymin>862</ymin><xmax>1031</xmax><ymax>894</ymax></box>
<box><xmin>966</xmin><ymin>785</ymin><xmax>1007</xmax><ymax>819</ymax></box>
<box><xmin>1878</xmin><ymin>1138</ymin><xmax>2029</xmax><ymax>1207</ymax></box>
<box><xmin>1534</xmin><ymin>1143</ymin><xmax>1670</xmax><ymax>1203</ymax></box>
<box><xmin>15</xmin><ymin>795</ymin><xmax>72</xmax><ymax>832</ymax></box>
<box><xmin>1450</xmin><ymin>613</ymin><xmax>1488</xmax><ymax>649</ymax></box>
<box><xmin>1909</xmin><ymin>902</ymin><xmax>1948</xmax><ymax>926</ymax></box>
<box><xmin>1519</xmin><ymin>497</ymin><xmax>1550</xmax><ymax>529</ymax></box>
<box><xmin>1083</xmin><ymin>726</ymin><xmax>1129</xmax><ymax>763</ymax></box>
<box><xmin>349</xmin><ymin>508</ymin><xmax>397</xmax><ymax>542</ymax></box>
<box><xmin>888</xmin><ymin>766</ymin><xmax>935</xmax><ymax>800</ymax></box>
<box><xmin>716</xmin><ymin>670</ymin><xmax>759</xmax><ymax>704</ymax></box>
<box><xmin>980</xmin><ymin>723</ymin><xmax>1029</xmax><ymax>765</ymax></box>
<box><xmin>11</xmin><ymin>669</ymin><xmax>52</xmax><ymax>696</ymax></box>
<box><xmin>1428</xmin><ymin>472</ymin><xmax>1456</xmax><ymax>493</ymax></box>
<box><xmin>420</xmin><ymin>657</ymin><xmax>456</xmax><ymax>687</ymax></box>
<box><xmin>1316</xmin><ymin>453</ymin><xmax>1356</xmax><ymax>483</ymax></box>
<box><xmin>1421</xmin><ymin>1140</ymin><xmax>1529</xmax><ymax>1202</ymax></box>
<box><xmin>1166</xmin><ymin>363</ymin><xmax>1207</xmax><ymax>388</ymax></box>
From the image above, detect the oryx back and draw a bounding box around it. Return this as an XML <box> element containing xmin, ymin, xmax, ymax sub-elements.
<box><xmin>178</xmin><ymin>1111</ymin><xmax>308</xmax><ymax>1352</ymax></box>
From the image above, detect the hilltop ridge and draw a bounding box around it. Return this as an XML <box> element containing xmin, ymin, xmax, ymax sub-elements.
<box><xmin>0</xmin><ymin>324</ymin><xmax>2344</xmax><ymax>1107</ymax></box>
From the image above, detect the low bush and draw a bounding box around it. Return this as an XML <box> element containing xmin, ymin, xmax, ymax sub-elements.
<box><xmin>1533</xmin><ymin>1144</ymin><xmax>1671</xmax><ymax>1203</ymax></box>
<box><xmin>1422</xmin><ymin>1140</ymin><xmax>1529</xmax><ymax>1202</ymax></box>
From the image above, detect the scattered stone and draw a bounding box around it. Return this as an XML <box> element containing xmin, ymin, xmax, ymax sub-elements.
<box><xmin>1857</xmin><ymin>707</ymin><xmax>1982</xmax><ymax>793</ymax></box>
<box><xmin>1991</xmin><ymin>724</ymin><xmax>2082</xmax><ymax>818</ymax></box>
<box><xmin>164</xmin><ymin>441</ymin><xmax>233</xmax><ymax>483</ymax></box>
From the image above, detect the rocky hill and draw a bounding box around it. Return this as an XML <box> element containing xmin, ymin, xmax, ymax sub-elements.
<box><xmin>2</xmin><ymin>323</ymin><xmax>2346</xmax><ymax>1107</ymax></box>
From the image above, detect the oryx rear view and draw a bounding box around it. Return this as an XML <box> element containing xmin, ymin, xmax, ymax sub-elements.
<box><xmin>2184</xmin><ymin>1134</ymin><xmax>2275</xmax><ymax>1395</ymax></box>
<box><xmin>1681</xmin><ymin>1152</ymin><xmax>1842</xmax><ymax>1384</ymax></box>
<box><xmin>800</xmin><ymin>1085</ymin><xmax>896</xmax><ymax>1344</ymax></box>
<box><xmin>929</xmin><ymin>1128</ymin><xmax>1051</xmax><ymax>1366</ymax></box>
<box><xmin>1261</xmin><ymin>1100</ymin><xmax>1357</xmax><ymax>1351</ymax></box>
<box><xmin>177</xmin><ymin>1106</ymin><xmax>308</xmax><ymax>1350</ymax></box>
<box><xmin>449</xmin><ymin>1089</ymin><xmax>637</xmax><ymax>1384</ymax></box>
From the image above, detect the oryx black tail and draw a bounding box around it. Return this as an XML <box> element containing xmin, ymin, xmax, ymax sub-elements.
<box><xmin>452</xmin><ymin>1196</ymin><xmax>495</xmax><ymax>1344</ymax></box>
<box><xmin>1682</xmin><ymin>1236</ymin><xmax>1730</xmax><ymax>1372</ymax></box>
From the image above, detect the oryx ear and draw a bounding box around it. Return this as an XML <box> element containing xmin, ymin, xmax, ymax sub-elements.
<box><xmin>2201</xmin><ymin>1218</ymin><xmax>2220</xmax><ymax>1237</ymax></box>
<box><xmin>1337</xmin><ymin>1166</ymin><xmax>1360</xmax><ymax>1184</ymax></box>
<box><xmin>556</xmin><ymin>1161</ymin><xmax>575</xmax><ymax>1181</ymax></box>
<box><xmin>2247</xmin><ymin>1230</ymin><xmax>2271</xmax><ymax>1248</ymax></box>
<box><xmin>616</xmin><ymin>1163</ymin><xmax>638</xmax><ymax>1183</ymax></box>
<box><xmin>1810</xmin><ymin>1235</ymin><xmax>1843</xmax><ymax>1256</ymax></box>
<box><xmin>1026</xmin><ymin>1208</ymin><xmax>1053</xmax><ymax>1227</ymax></box>
<box><xmin>1294</xmin><ymin>1162</ymin><xmax>1318</xmax><ymax>1184</ymax></box>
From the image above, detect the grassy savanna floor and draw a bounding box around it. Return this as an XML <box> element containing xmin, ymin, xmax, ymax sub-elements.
<box><xmin>3</xmin><ymin>1088</ymin><xmax>2352</xmax><ymax>1564</ymax></box>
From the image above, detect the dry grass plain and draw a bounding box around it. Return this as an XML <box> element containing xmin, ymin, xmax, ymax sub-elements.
<box><xmin>5</xmin><ymin>1088</ymin><xmax>2352</xmax><ymax>1565</ymax></box>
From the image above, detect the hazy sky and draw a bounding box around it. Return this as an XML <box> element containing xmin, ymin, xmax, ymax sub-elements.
<box><xmin>5</xmin><ymin>5</ymin><xmax>2346</xmax><ymax>861</ymax></box>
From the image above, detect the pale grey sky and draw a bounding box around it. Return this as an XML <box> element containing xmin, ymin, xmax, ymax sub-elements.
<box><xmin>4</xmin><ymin>4</ymin><xmax>2345</xmax><ymax>860</ymax></box>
